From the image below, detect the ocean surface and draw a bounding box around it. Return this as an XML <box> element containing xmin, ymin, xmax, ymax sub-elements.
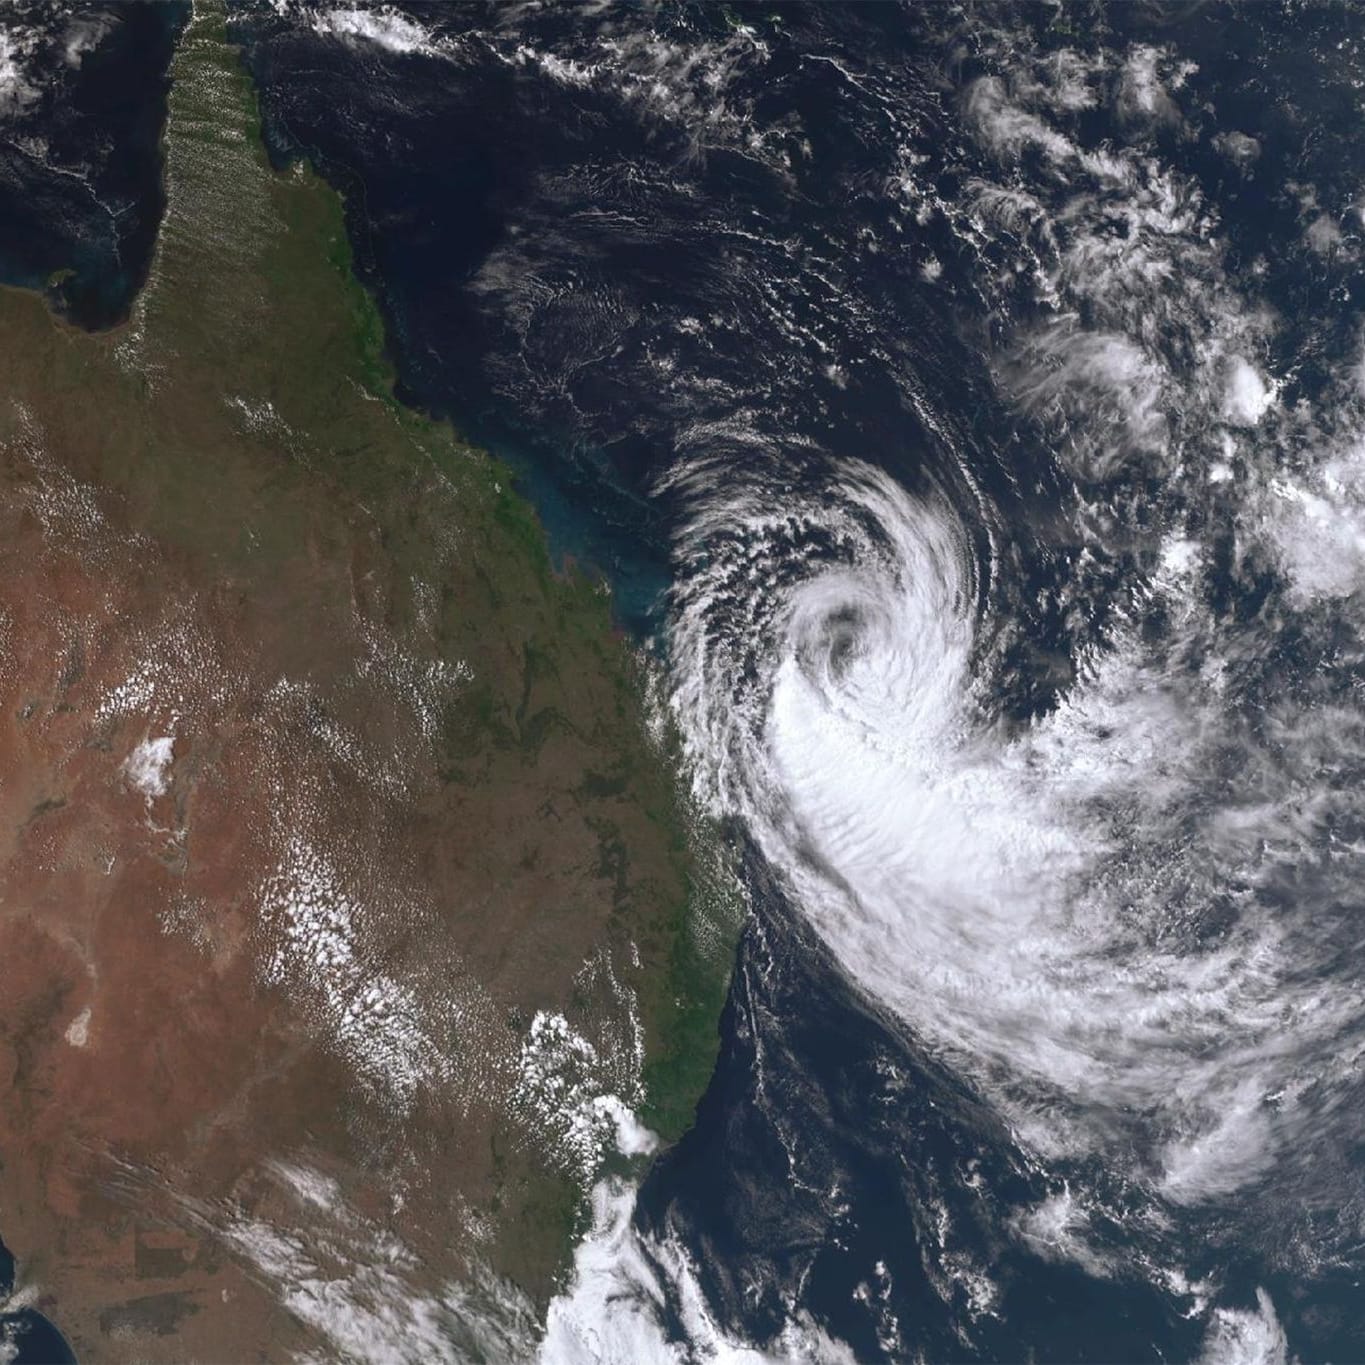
<box><xmin>6</xmin><ymin>2</ymin><xmax>1365</xmax><ymax>1360</ymax></box>
<box><xmin>0</xmin><ymin>1232</ymin><xmax>74</xmax><ymax>1365</ymax></box>
<box><xmin>0</xmin><ymin>2</ymin><xmax>187</xmax><ymax>329</ymax></box>
<box><xmin>225</xmin><ymin>6</ymin><xmax>1365</xmax><ymax>1360</ymax></box>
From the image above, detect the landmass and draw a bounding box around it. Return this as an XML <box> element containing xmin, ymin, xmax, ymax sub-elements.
<box><xmin>0</xmin><ymin>5</ymin><xmax>740</xmax><ymax>1360</ymax></box>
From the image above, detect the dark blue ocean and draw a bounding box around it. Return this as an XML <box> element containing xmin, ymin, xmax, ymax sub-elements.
<box><xmin>0</xmin><ymin>2</ymin><xmax>187</xmax><ymax>330</ymax></box>
<box><xmin>221</xmin><ymin>5</ymin><xmax>1365</xmax><ymax>1359</ymax></box>
<box><xmin>0</xmin><ymin>1233</ymin><xmax>74</xmax><ymax>1365</ymax></box>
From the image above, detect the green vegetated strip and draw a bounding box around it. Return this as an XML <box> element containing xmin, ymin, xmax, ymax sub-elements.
<box><xmin>640</xmin><ymin>823</ymin><xmax>745</xmax><ymax>1142</ymax></box>
<box><xmin>154</xmin><ymin>10</ymin><xmax>741</xmax><ymax>1165</ymax></box>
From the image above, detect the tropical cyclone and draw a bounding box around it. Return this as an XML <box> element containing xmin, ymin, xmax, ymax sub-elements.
<box><xmin>0</xmin><ymin>5</ymin><xmax>738</xmax><ymax>1361</ymax></box>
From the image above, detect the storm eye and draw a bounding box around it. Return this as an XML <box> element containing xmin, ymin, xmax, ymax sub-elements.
<box><xmin>824</xmin><ymin>606</ymin><xmax>864</xmax><ymax>678</ymax></box>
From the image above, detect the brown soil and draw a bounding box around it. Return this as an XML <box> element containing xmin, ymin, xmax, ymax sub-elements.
<box><xmin>0</xmin><ymin>7</ymin><xmax>735</xmax><ymax>1361</ymax></box>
